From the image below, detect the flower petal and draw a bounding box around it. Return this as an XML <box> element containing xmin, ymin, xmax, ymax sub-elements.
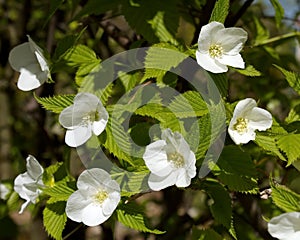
<box><xmin>228</xmin><ymin>128</ymin><xmax>256</xmax><ymax>145</ymax></box>
<box><xmin>143</xmin><ymin>140</ymin><xmax>173</xmax><ymax>177</ymax></box>
<box><xmin>66</xmin><ymin>191</ymin><xmax>92</xmax><ymax>223</ymax></box>
<box><xmin>175</xmin><ymin>168</ymin><xmax>191</xmax><ymax>188</ymax></box>
<box><xmin>59</xmin><ymin>104</ymin><xmax>90</xmax><ymax>128</ymax></box>
<box><xmin>102</xmin><ymin>191</ymin><xmax>120</xmax><ymax>216</ymax></box>
<box><xmin>148</xmin><ymin>171</ymin><xmax>177</xmax><ymax>191</ymax></box>
<box><xmin>231</xmin><ymin>98</ymin><xmax>257</xmax><ymax>121</ymax></box>
<box><xmin>198</xmin><ymin>21</ymin><xmax>225</xmax><ymax>52</ymax></box>
<box><xmin>26</xmin><ymin>155</ymin><xmax>43</xmax><ymax>180</ymax></box>
<box><xmin>196</xmin><ymin>51</ymin><xmax>228</xmax><ymax>73</ymax></box>
<box><xmin>247</xmin><ymin>107</ymin><xmax>272</xmax><ymax>131</ymax></box>
<box><xmin>268</xmin><ymin>212</ymin><xmax>300</xmax><ymax>240</ymax></box>
<box><xmin>65</xmin><ymin>125</ymin><xmax>92</xmax><ymax>147</ymax></box>
<box><xmin>74</xmin><ymin>93</ymin><xmax>101</xmax><ymax>111</ymax></box>
<box><xmin>77</xmin><ymin>168</ymin><xmax>112</xmax><ymax>191</ymax></box>
<box><xmin>0</xmin><ymin>183</ymin><xmax>10</xmax><ymax>200</ymax></box>
<box><xmin>8</xmin><ymin>43</ymin><xmax>36</xmax><ymax>71</ymax></box>
<box><xmin>217</xmin><ymin>54</ymin><xmax>245</xmax><ymax>69</ymax></box>
<box><xmin>17</xmin><ymin>65</ymin><xmax>46</xmax><ymax>91</ymax></box>
<box><xmin>82</xmin><ymin>204</ymin><xmax>108</xmax><ymax>226</ymax></box>
<box><xmin>92</xmin><ymin>119</ymin><xmax>108</xmax><ymax>136</ymax></box>
<box><xmin>215</xmin><ymin>28</ymin><xmax>248</xmax><ymax>55</ymax></box>
<box><xmin>19</xmin><ymin>199</ymin><xmax>31</xmax><ymax>214</ymax></box>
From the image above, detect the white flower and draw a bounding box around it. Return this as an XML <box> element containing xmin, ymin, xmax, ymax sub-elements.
<box><xmin>228</xmin><ymin>98</ymin><xmax>272</xmax><ymax>145</ymax></box>
<box><xmin>0</xmin><ymin>183</ymin><xmax>10</xmax><ymax>200</ymax></box>
<box><xmin>8</xmin><ymin>35</ymin><xmax>50</xmax><ymax>91</ymax></box>
<box><xmin>143</xmin><ymin>129</ymin><xmax>196</xmax><ymax>191</ymax></box>
<box><xmin>14</xmin><ymin>155</ymin><xmax>44</xmax><ymax>214</ymax></box>
<box><xmin>268</xmin><ymin>212</ymin><xmax>300</xmax><ymax>240</ymax></box>
<box><xmin>59</xmin><ymin>93</ymin><xmax>109</xmax><ymax>147</ymax></box>
<box><xmin>196</xmin><ymin>21</ymin><xmax>248</xmax><ymax>73</ymax></box>
<box><xmin>66</xmin><ymin>168</ymin><xmax>120</xmax><ymax>227</ymax></box>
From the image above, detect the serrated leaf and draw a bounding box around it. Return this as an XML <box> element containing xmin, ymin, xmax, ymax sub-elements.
<box><xmin>271</xmin><ymin>181</ymin><xmax>300</xmax><ymax>212</ymax></box>
<box><xmin>270</xmin><ymin>0</ymin><xmax>284</xmax><ymax>28</ymax></box>
<box><xmin>116</xmin><ymin>202</ymin><xmax>165</xmax><ymax>234</ymax></box>
<box><xmin>168</xmin><ymin>91</ymin><xmax>208</xmax><ymax>118</ymax></box>
<box><xmin>207</xmin><ymin>72</ymin><xmax>228</xmax><ymax>97</ymax></box>
<box><xmin>75</xmin><ymin>60</ymin><xmax>101</xmax><ymax>86</ymax></box>
<box><xmin>142</xmin><ymin>44</ymin><xmax>188</xmax><ymax>82</ymax></box>
<box><xmin>104</xmin><ymin>118</ymin><xmax>134</xmax><ymax>166</ymax></box>
<box><xmin>35</xmin><ymin>94</ymin><xmax>75</xmax><ymax>113</ymax></box>
<box><xmin>274</xmin><ymin>65</ymin><xmax>300</xmax><ymax>95</ymax></box>
<box><xmin>285</xmin><ymin>104</ymin><xmax>300</xmax><ymax>123</ymax></box>
<box><xmin>235</xmin><ymin>65</ymin><xmax>261</xmax><ymax>77</ymax></box>
<box><xmin>63</xmin><ymin>44</ymin><xmax>99</xmax><ymax>67</ymax></box>
<box><xmin>276</xmin><ymin>134</ymin><xmax>300</xmax><ymax>165</ymax></box>
<box><xmin>203</xmin><ymin>180</ymin><xmax>232</xmax><ymax>229</ymax></box>
<box><xmin>42</xmin><ymin>182</ymin><xmax>75</xmax><ymax>202</ymax></box>
<box><xmin>43</xmin><ymin>201</ymin><xmax>67</xmax><ymax>240</ymax></box>
<box><xmin>209</xmin><ymin>0</ymin><xmax>230</xmax><ymax>24</ymax></box>
<box><xmin>253</xmin><ymin>17</ymin><xmax>269</xmax><ymax>45</ymax></box>
<box><xmin>212</xmin><ymin>145</ymin><xmax>258</xmax><ymax>193</ymax></box>
<box><xmin>122</xmin><ymin>0</ymin><xmax>179</xmax><ymax>43</ymax></box>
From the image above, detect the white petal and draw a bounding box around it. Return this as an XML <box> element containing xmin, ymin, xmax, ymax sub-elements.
<box><xmin>14</xmin><ymin>173</ymin><xmax>34</xmax><ymax>200</ymax></box>
<box><xmin>77</xmin><ymin>168</ymin><xmax>112</xmax><ymax>191</ymax></box>
<box><xmin>196</xmin><ymin>51</ymin><xmax>228</xmax><ymax>73</ymax></box>
<box><xmin>92</xmin><ymin>119</ymin><xmax>108</xmax><ymax>136</ymax></box>
<box><xmin>228</xmin><ymin>128</ymin><xmax>255</xmax><ymax>145</ymax></box>
<box><xmin>27</xmin><ymin>35</ymin><xmax>44</xmax><ymax>56</ymax></box>
<box><xmin>74</xmin><ymin>93</ymin><xmax>101</xmax><ymax>111</ymax></box>
<box><xmin>230</xmin><ymin>98</ymin><xmax>257</xmax><ymax>123</ymax></box>
<box><xmin>59</xmin><ymin>104</ymin><xmax>90</xmax><ymax>128</ymax></box>
<box><xmin>148</xmin><ymin>171</ymin><xmax>177</xmax><ymax>191</ymax></box>
<box><xmin>185</xmin><ymin>152</ymin><xmax>197</xmax><ymax>178</ymax></box>
<box><xmin>66</xmin><ymin>191</ymin><xmax>92</xmax><ymax>223</ymax></box>
<box><xmin>143</xmin><ymin>140</ymin><xmax>173</xmax><ymax>177</ymax></box>
<box><xmin>65</xmin><ymin>125</ymin><xmax>92</xmax><ymax>147</ymax></box>
<box><xmin>8</xmin><ymin>43</ymin><xmax>36</xmax><ymax>71</ymax></box>
<box><xmin>175</xmin><ymin>168</ymin><xmax>191</xmax><ymax>188</ymax></box>
<box><xmin>17</xmin><ymin>66</ymin><xmax>46</xmax><ymax>91</ymax></box>
<box><xmin>82</xmin><ymin>204</ymin><xmax>108</xmax><ymax>226</ymax></box>
<box><xmin>102</xmin><ymin>192</ymin><xmax>120</xmax><ymax>216</ymax></box>
<box><xmin>247</xmin><ymin>107</ymin><xmax>272</xmax><ymax>131</ymax></box>
<box><xmin>215</xmin><ymin>28</ymin><xmax>248</xmax><ymax>55</ymax></box>
<box><xmin>19</xmin><ymin>199</ymin><xmax>31</xmax><ymax>214</ymax></box>
<box><xmin>0</xmin><ymin>184</ymin><xmax>10</xmax><ymax>200</ymax></box>
<box><xmin>198</xmin><ymin>21</ymin><xmax>225</xmax><ymax>51</ymax></box>
<box><xmin>26</xmin><ymin>155</ymin><xmax>43</xmax><ymax>180</ymax></box>
<box><xmin>34</xmin><ymin>51</ymin><xmax>49</xmax><ymax>72</ymax></box>
<box><xmin>268</xmin><ymin>212</ymin><xmax>300</xmax><ymax>240</ymax></box>
<box><xmin>217</xmin><ymin>54</ymin><xmax>245</xmax><ymax>69</ymax></box>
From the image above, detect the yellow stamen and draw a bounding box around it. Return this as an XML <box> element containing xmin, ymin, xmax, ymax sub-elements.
<box><xmin>167</xmin><ymin>152</ymin><xmax>185</xmax><ymax>168</ymax></box>
<box><xmin>94</xmin><ymin>190</ymin><xmax>108</xmax><ymax>204</ymax></box>
<box><xmin>209</xmin><ymin>44</ymin><xmax>223</xmax><ymax>58</ymax></box>
<box><xmin>233</xmin><ymin>118</ymin><xmax>248</xmax><ymax>134</ymax></box>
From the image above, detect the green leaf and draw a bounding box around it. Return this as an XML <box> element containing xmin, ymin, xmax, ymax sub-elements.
<box><xmin>253</xmin><ymin>17</ymin><xmax>270</xmax><ymax>45</ymax></box>
<box><xmin>274</xmin><ymin>65</ymin><xmax>300</xmax><ymax>95</ymax></box>
<box><xmin>116</xmin><ymin>202</ymin><xmax>165</xmax><ymax>234</ymax></box>
<box><xmin>104</xmin><ymin>118</ymin><xmax>134</xmax><ymax>166</ymax></box>
<box><xmin>42</xmin><ymin>182</ymin><xmax>75</xmax><ymax>202</ymax></box>
<box><xmin>122</xmin><ymin>0</ymin><xmax>179</xmax><ymax>43</ymax></box>
<box><xmin>270</xmin><ymin>0</ymin><xmax>284</xmax><ymax>28</ymax></box>
<box><xmin>43</xmin><ymin>201</ymin><xmax>67</xmax><ymax>240</ymax></box>
<box><xmin>191</xmin><ymin>227</ymin><xmax>223</xmax><ymax>240</ymax></box>
<box><xmin>209</xmin><ymin>0</ymin><xmax>230</xmax><ymax>24</ymax></box>
<box><xmin>234</xmin><ymin>65</ymin><xmax>261</xmax><ymax>77</ymax></box>
<box><xmin>203</xmin><ymin>180</ymin><xmax>232</xmax><ymax>229</ymax></box>
<box><xmin>285</xmin><ymin>104</ymin><xmax>300</xmax><ymax>123</ymax></box>
<box><xmin>142</xmin><ymin>44</ymin><xmax>188</xmax><ymax>82</ymax></box>
<box><xmin>35</xmin><ymin>94</ymin><xmax>75</xmax><ymax>113</ymax></box>
<box><xmin>276</xmin><ymin>134</ymin><xmax>300</xmax><ymax>165</ymax></box>
<box><xmin>63</xmin><ymin>44</ymin><xmax>99</xmax><ymax>67</ymax></box>
<box><xmin>207</xmin><ymin>72</ymin><xmax>228</xmax><ymax>98</ymax></box>
<box><xmin>168</xmin><ymin>91</ymin><xmax>208</xmax><ymax>118</ymax></box>
<box><xmin>211</xmin><ymin>145</ymin><xmax>258</xmax><ymax>193</ymax></box>
<box><xmin>271</xmin><ymin>181</ymin><xmax>300</xmax><ymax>212</ymax></box>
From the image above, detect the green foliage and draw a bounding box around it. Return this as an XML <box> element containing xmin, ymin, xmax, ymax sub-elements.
<box><xmin>191</xmin><ymin>227</ymin><xmax>223</xmax><ymax>240</ymax></box>
<box><xmin>116</xmin><ymin>202</ymin><xmax>165</xmax><ymax>234</ymax></box>
<box><xmin>274</xmin><ymin>65</ymin><xmax>300</xmax><ymax>95</ymax></box>
<box><xmin>270</xmin><ymin>0</ymin><xmax>284</xmax><ymax>28</ymax></box>
<box><xmin>35</xmin><ymin>94</ymin><xmax>75</xmax><ymax>113</ymax></box>
<box><xmin>235</xmin><ymin>65</ymin><xmax>261</xmax><ymax>77</ymax></box>
<box><xmin>276</xmin><ymin>134</ymin><xmax>300</xmax><ymax>165</ymax></box>
<box><xmin>209</xmin><ymin>0</ymin><xmax>230</xmax><ymax>24</ymax></box>
<box><xmin>271</xmin><ymin>181</ymin><xmax>300</xmax><ymax>212</ymax></box>
<box><xmin>211</xmin><ymin>146</ymin><xmax>258</xmax><ymax>193</ymax></box>
<box><xmin>203</xmin><ymin>180</ymin><xmax>232</xmax><ymax>229</ymax></box>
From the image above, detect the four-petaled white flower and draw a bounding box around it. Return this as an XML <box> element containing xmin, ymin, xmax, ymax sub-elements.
<box><xmin>228</xmin><ymin>98</ymin><xmax>272</xmax><ymax>145</ymax></box>
<box><xmin>66</xmin><ymin>168</ymin><xmax>121</xmax><ymax>227</ymax></box>
<box><xmin>143</xmin><ymin>129</ymin><xmax>196</xmax><ymax>191</ymax></box>
<box><xmin>196</xmin><ymin>21</ymin><xmax>248</xmax><ymax>73</ymax></box>
<box><xmin>14</xmin><ymin>155</ymin><xmax>44</xmax><ymax>214</ymax></box>
<box><xmin>268</xmin><ymin>212</ymin><xmax>300</xmax><ymax>240</ymax></box>
<box><xmin>8</xmin><ymin>35</ymin><xmax>50</xmax><ymax>91</ymax></box>
<box><xmin>0</xmin><ymin>183</ymin><xmax>10</xmax><ymax>200</ymax></box>
<box><xmin>59</xmin><ymin>93</ymin><xmax>109</xmax><ymax>147</ymax></box>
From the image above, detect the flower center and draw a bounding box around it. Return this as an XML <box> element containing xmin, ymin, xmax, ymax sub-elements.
<box><xmin>82</xmin><ymin>111</ymin><xmax>100</xmax><ymax>124</ymax></box>
<box><xmin>209</xmin><ymin>44</ymin><xmax>223</xmax><ymax>58</ymax></box>
<box><xmin>93</xmin><ymin>190</ymin><xmax>108</xmax><ymax>204</ymax></box>
<box><xmin>233</xmin><ymin>118</ymin><xmax>248</xmax><ymax>134</ymax></box>
<box><xmin>167</xmin><ymin>152</ymin><xmax>185</xmax><ymax>168</ymax></box>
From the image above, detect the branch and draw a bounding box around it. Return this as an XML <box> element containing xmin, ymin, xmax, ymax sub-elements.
<box><xmin>225</xmin><ymin>0</ymin><xmax>254</xmax><ymax>27</ymax></box>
